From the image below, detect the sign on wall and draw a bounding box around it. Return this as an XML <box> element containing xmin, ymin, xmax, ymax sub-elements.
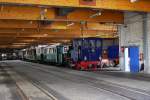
<box><xmin>79</xmin><ymin>0</ymin><xmax>96</xmax><ymax>6</ymax></box>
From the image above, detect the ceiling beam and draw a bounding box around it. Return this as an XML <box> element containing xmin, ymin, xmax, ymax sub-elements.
<box><xmin>0</xmin><ymin>0</ymin><xmax>150</xmax><ymax>12</ymax></box>
<box><xmin>0</xmin><ymin>32</ymin><xmax>117</xmax><ymax>37</ymax></box>
<box><xmin>0</xmin><ymin>29</ymin><xmax>117</xmax><ymax>35</ymax></box>
<box><xmin>0</xmin><ymin>20</ymin><xmax>118</xmax><ymax>30</ymax></box>
<box><xmin>0</xmin><ymin>6</ymin><xmax>124</xmax><ymax>23</ymax></box>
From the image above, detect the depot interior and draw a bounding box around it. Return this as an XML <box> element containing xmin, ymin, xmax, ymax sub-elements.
<box><xmin>0</xmin><ymin>0</ymin><xmax>150</xmax><ymax>73</ymax></box>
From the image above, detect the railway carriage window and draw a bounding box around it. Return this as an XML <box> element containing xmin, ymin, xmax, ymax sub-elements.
<box><xmin>54</xmin><ymin>48</ymin><xmax>56</xmax><ymax>53</ymax></box>
<box><xmin>51</xmin><ymin>48</ymin><xmax>54</xmax><ymax>53</ymax></box>
<box><xmin>43</xmin><ymin>48</ymin><xmax>45</xmax><ymax>53</ymax></box>
<box><xmin>47</xmin><ymin>49</ymin><xmax>49</xmax><ymax>54</ymax></box>
<box><xmin>83</xmin><ymin>40</ymin><xmax>89</xmax><ymax>48</ymax></box>
<box><xmin>52</xmin><ymin>48</ymin><xmax>54</xmax><ymax>53</ymax></box>
<box><xmin>45</xmin><ymin>49</ymin><xmax>47</xmax><ymax>54</ymax></box>
<box><xmin>48</xmin><ymin>49</ymin><xmax>50</xmax><ymax>54</ymax></box>
<box><xmin>51</xmin><ymin>48</ymin><xmax>53</xmax><ymax>54</ymax></box>
<box><xmin>49</xmin><ymin>48</ymin><xmax>52</xmax><ymax>54</ymax></box>
<box><xmin>53</xmin><ymin>48</ymin><xmax>56</xmax><ymax>53</ymax></box>
<box><xmin>39</xmin><ymin>48</ymin><xmax>41</xmax><ymax>54</ymax></box>
<box><xmin>38</xmin><ymin>49</ymin><xmax>40</xmax><ymax>54</ymax></box>
<box><xmin>49</xmin><ymin>48</ymin><xmax>51</xmax><ymax>54</ymax></box>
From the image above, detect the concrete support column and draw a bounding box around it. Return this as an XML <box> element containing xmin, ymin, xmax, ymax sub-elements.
<box><xmin>143</xmin><ymin>13</ymin><xmax>150</xmax><ymax>73</ymax></box>
<box><xmin>119</xmin><ymin>25</ymin><xmax>126</xmax><ymax>71</ymax></box>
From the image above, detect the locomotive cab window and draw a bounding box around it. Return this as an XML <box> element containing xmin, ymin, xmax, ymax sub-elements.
<box><xmin>89</xmin><ymin>40</ymin><xmax>95</xmax><ymax>48</ymax></box>
<box><xmin>83</xmin><ymin>40</ymin><xmax>89</xmax><ymax>48</ymax></box>
<box><xmin>78</xmin><ymin>40</ymin><xmax>82</xmax><ymax>46</ymax></box>
<box><xmin>96</xmin><ymin>40</ymin><xmax>102</xmax><ymax>48</ymax></box>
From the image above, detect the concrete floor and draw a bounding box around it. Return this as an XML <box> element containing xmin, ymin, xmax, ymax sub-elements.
<box><xmin>0</xmin><ymin>64</ymin><xmax>25</xmax><ymax>100</ymax></box>
<box><xmin>1</xmin><ymin>60</ymin><xmax>150</xmax><ymax>100</ymax></box>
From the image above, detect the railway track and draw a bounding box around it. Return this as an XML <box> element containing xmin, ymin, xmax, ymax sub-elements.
<box><xmin>0</xmin><ymin>66</ymin><xmax>27</xmax><ymax>100</ymax></box>
<box><xmin>28</xmin><ymin>79</ymin><xmax>58</xmax><ymax>100</ymax></box>
<box><xmin>14</xmin><ymin>70</ymin><xmax>71</xmax><ymax>100</ymax></box>
<box><xmin>1</xmin><ymin>63</ymin><xmax>58</xmax><ymax>100</ymax></box>
<box><xmin>93</xmin><ymin>71</ymin><xmax>150</xmax><ymax>82</ymax></box>
<box><xmin>12</xmin><ymin>62</ymin><xmax>150</xmax><ymax>100</ymax></box>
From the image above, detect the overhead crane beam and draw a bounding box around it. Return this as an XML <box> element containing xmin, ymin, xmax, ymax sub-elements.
<box><xmin>0</xmin><ymin>0</ymin><xmax>150</xmax><ymax>12</ymax></box>
<box><xmin>0</xmin><ymin>29</ymin><xmax>117</xmax><ymax>35</ymax></box>
<box><xmin>0</xmin><ymin>33</ymin><xmax>115</xmax><ymax>38</ymax></box>
<box><xmin>0</xmin><ymin>20</ymin><xmax>118</xmax><ymax>31</ymax></box>
<box><xmin>0</xmin><ymin>6</ymin><xmax>124</xmax><ymax>23</ymax></box>
<box><xmin>0</xmin><ymin>32</ymin><xmax>116</xmax><ymax>42</ymax></box>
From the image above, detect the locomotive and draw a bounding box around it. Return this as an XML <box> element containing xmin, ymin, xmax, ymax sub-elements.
<box><xmin>69</xmin><ymin>37</ymin><xmax>119</xmax><ymax>70</ymax></box>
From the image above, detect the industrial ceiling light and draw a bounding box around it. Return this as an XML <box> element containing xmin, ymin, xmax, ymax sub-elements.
<box><xmin>29</xmin><ymin>21</ymin><xmax>33</xmax><ymax>24</ymax></box>
<box><xmin>113</xmin><ymin>34</ymin><xmax>119</xmax><ymax>38</ymax></box>
<box><xmin>89</xmin><ymin>11</ymin><xmax>102</xmax><ymax>18</ymax></box>
<box><xmin>130</xmin><ymin>0</ymin><xmax>138</xmax><ymax>3</ymax></box>
<box><xmin>22</xmin><ymin>28</ymin><xmax>25</xmax><ymax>31</ymax></box>
<box><xmin>67</xmin><ymin>22</ymin><xmax>74</xmax><ymax>27</ymax></box>
<box><xmin>96</xmin><ymin>34</ymin><xmax>100</xmax><ymax>37</ymax></box>
<box><xmin>44</xmin><ymin>8</ymin><xmax>48</xmax><ymax>13</ymax></box>
<box><xmin>44</xmin><ymin>33</ymin><xmax>48</xmax><ymax>36</ymax></box>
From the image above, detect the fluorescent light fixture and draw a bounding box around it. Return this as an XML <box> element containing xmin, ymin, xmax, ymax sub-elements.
<box><xmin>130</xmin><ymin>0</ymin><xmax>138</xmax><ymax>3</ymax></box>
<box><xmin>96</xmin><ymin>34</ymin><xmax>100</xmax><ymax>37</ymax></box>
<box><xmin>22</xmin><ymin>28</ymin><xmax>25</xmax><ymax>31</ymax></box>
<box><xmin>38</xmin><ymin>45</ymin><xmax>48</xmax><ymax>48</ymax></box>
<box><xmin>90</xmin><ymin>11</ymin><xmax>102</xmax><ymax>18</ymax></box>
<box><xmin>29</xmin><ymin>21</ymin><xmax>33</xmax><ymax>24</ymax></box>
<box><xmin>44</xmin><ymin>33</ymin><xmax>48</xmax><ymax>36</ymax></box>
<box><xmin>22</xmin><ymin>49</ymin><xmax>26</xmax><ymax>51</ymax></box>
<box><xmin>67</xmin><ymin>22</ymin><xmax>74</xmax><ymax>27</ymax></box>
<box><xmin>44</xmin><ymin>8</ymin><xmax>47</xmax><ymax>13</ymax></box>
<box><xmin>47</xmin><ymin>43</ymin><xmax>60</xmax><ymax>47</ymax></box>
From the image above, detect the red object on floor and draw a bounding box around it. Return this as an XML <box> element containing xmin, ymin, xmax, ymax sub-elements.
<box><xmin>76</xmin><ymin>61</ymin><xmax>99</xmax><ymax>70</ymax></box>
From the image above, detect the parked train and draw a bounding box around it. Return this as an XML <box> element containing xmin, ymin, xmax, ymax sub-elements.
<box><xmin>19</xmin><ymin>37</ymin><xmax>119</xmax><ymax>70</ymax></box>
<box><xmin>19</xmin><ymin>44</ymin><xmax>70</xmax><ymax>65</ymax></box>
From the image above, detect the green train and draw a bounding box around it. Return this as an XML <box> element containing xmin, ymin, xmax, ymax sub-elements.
<box><xmin>19</xmin><ymin>44</ymin><xmax>70</xmax><ymax>65</ymax></box>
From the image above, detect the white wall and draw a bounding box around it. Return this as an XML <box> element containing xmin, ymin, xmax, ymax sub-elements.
<box><xmin>146</xmin><ymin>14</ymin><xmax>150</xmax><ymax>73</ymax></box>
<box><xmin>120</xmin><ymin>12</ymin><xmax>143</xmax><ymax>53</ymax></box>
<box><xmin>119</xmin><ymin>12</ymin><xmax>144</xmax><ymax>71</ymax></box>
<box><xmin>120</xmin><ymin>12</ymin><xmax>150</xmax><ymax>73</ymax></box>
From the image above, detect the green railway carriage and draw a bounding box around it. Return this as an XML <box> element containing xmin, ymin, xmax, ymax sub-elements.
<box><xmin>35</xmin><ymin>46</ymin><xmax>45</xmax><ymax>62</ymax></box>
<box><xmin>20</xmin><ymin>47</ymin><xmax>36</xmax><ymax>61</ymax></box>
<box><xmin>20</xmin><ymin>44</ymin><xmax>70</xmax><ymax>65</ymax></box>
<box><xmin>43</xmin><ymin>45</ymin><xmax>58</xmax><ymax>64</ymax></box>
<box><xmin>42</xmin><ymin>44</ymin><xmax>69</xmax><ymax>65</ymax></box>
<box><xmin>57</xmin><ymin>45</ymin><xmax>69</xmax><ymax>65</ymax></box>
